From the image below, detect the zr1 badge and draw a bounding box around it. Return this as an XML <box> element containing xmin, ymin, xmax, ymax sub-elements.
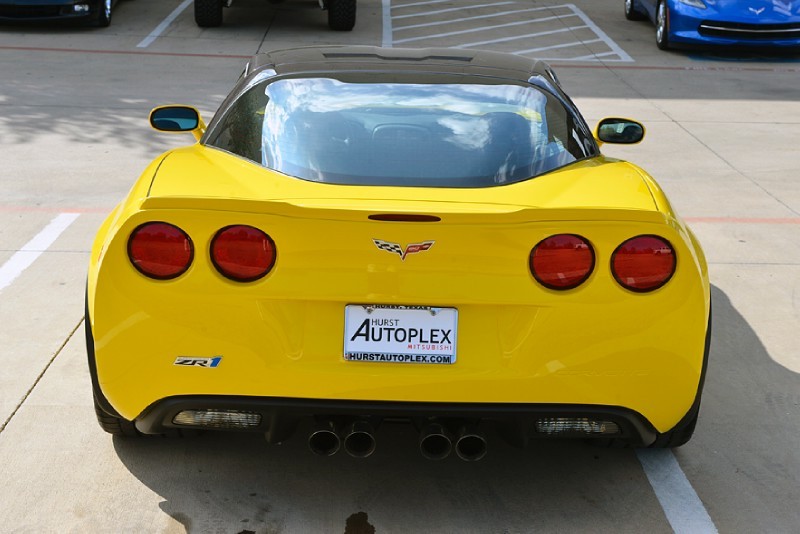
<box><xmin>174</xmin><ymin>356</ymin><xmax>222</xmax><ymax>368</ymax></box>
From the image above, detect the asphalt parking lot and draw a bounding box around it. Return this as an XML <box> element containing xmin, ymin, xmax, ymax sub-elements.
<box><xmin>1</xmin><ymin>0</ymin><xmax>799</xmax><ymax>532</ymax></box>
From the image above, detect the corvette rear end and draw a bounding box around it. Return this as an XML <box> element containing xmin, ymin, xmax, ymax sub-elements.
<box><xmin>87</xmin><ymin>47</ymin><xmax>710</xmax><ymax>459</ymax></box>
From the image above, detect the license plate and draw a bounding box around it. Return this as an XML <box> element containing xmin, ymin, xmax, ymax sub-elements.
<box><xmin>344</xmin><ymin>305</ymin><xmax>457</xmax><ymax>364</ymax></box>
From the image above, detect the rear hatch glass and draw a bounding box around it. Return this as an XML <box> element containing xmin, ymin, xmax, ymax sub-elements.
<box><xmin>205</xmin><ymin>76</ymin><xmax>596</xmax><ymax>188</ymax></box>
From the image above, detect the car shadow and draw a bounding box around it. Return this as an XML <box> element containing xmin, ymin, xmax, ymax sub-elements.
<box><xmin>112</xmin><ymin>426</ymin><xmax>670</xmax><ymax>533</ymax></box>
<box><xmin>0</xmin><ymin>73</ymin><xmax>236</xmax><ymax>153</ymax></box>
<box><xmin>672</xmin><ymin>285</ymin><xmax>800</xmax><ymax>532</ymax></box>
<box><xmin>110</xmin><ymin>284</ymin><xmax>800</xmax><ymax>533</ymax></box>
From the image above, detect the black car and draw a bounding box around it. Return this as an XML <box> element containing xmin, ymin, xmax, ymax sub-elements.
<box><xmin>194</xmin><ymin>0</ymin><xmax>356</xmax><ymax>31</ymax></box>
<box><xmin>0</xmin><ymin>0</ymin><xmax>117</xmax><ymax>27</ymax></box>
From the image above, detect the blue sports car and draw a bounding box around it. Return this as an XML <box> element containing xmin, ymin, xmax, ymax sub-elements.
<box><xmin>625</xmin><ymin>0</ymin><xmax>800</xmax><ymax>50</ymax></box>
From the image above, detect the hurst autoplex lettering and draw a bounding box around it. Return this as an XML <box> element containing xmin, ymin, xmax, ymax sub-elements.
<box><xmin>350</xmin><ymin>318</ymin><xmax>453</xmax><ymax>345</ymax></box>
<box><xmin>345</xmin><ymin>353</ymin><xmax>453</xmax><ymax>364</ymax></box>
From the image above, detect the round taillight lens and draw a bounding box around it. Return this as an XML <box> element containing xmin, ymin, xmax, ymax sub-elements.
<box><xmin>211</xmin><ymin>225</ymin><xmax>276</xmax><ymax>282</ymax></box>
<box><xmin>612</xmin><ymin>235</ymin><xmax>676</xmax><ymax>292</ymax></box>
<box><xmin>128</xmin><ymin>222</ymin><xmax>193</xmax><ymax>280</ymax></box>
<box><xmin>530</xmin><ymin>234</ymin><xmax>595</xmax><ymax>290</ymax></box>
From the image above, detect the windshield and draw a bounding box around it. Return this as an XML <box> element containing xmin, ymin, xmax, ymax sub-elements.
<box><xmin>205</xmin><ymin>76</ymin><xmax>596</xmax><ymax>188</ymax></box>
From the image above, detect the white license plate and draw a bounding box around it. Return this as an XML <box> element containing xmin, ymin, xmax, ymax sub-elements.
<box><xmin>344</xmin><ymin>305</ymin><xmax>457</xmax><ymax>364</ymax></box>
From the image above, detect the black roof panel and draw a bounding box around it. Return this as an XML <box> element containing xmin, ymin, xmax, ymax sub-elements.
<box><xmin>246</xmin><ymin>46</ymin><xmax>552</xmax><ymax>83</ymax></box>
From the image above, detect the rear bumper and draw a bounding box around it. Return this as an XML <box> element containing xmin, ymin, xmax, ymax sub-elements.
<box><xmin>134</xmin><ymin>395</ymin><xmax>660</xmax><ymax>446</ymax></box>
<box><xmin>0</xmin><ymin>2</ymin><xmax>97</xmax><ymax>21</ymax></box>
<box><xmin>130</xmin><ymin>310</ymin><xmax>712</xmax><ymax>448</ymax></box>
<box><xmin>88</xmin><ymin>205</ymin><xmax>711</xmax><ymax>434</ymax></box>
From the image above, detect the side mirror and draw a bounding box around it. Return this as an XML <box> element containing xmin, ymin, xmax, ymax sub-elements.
<box><xmin>594</xmin><ymin>118</ymin><xmax>645</xmax><ymax>145</ymax></box>
<box><xmin>149</xmin><ymin>106</ymin><xmax>206</xmax><ymax>141</ymax></box>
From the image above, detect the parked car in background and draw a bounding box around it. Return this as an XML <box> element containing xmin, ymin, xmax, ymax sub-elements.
<box><xmin>625</xmin><ymin>0</ymin><xmax>800</xmax><ymax>50</ymax></box>
<box><xmin>0</xmin><ymin>0</ymin><xmax>117</xmax><ymax>26</ymax></box>
<box><xmin>195</xmin><ymin>0</ymin><xmax>356</xmax><ymax>31</ymax></box>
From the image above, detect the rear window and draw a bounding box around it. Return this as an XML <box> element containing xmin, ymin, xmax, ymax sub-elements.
<box><xmin>205</xmin><ymin>77</ymin><xmax>596</xmax><ymax>187</ymax></box>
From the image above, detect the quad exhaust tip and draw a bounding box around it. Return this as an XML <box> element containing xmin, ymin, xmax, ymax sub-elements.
<box><xmin>419</xmin><ymin>423</ymin><xmax>453</xmax><ymax>460</ymax></box>
<box><xmin>455</xmin><ymin>425</ymin><xmax>487</xmax><ymax>462</ymax></box>
<box><xmin>308</xmin><ymin>421</ymin><xmax>341</xmax><ymax>456</ymax></box>
<box><xmin>343</xmin><ymin>420</ymin><xmax>376</xmax><ymax>458</ymax></box>
<box><xmin>308</xmin><ymin>419</ymin><xmax>486</xmax><ymax>461</ymax></box>
<box><xmin>308</xmin><ymin>419</ymin><xmax>377</xmax><ymax>458</ymax></box>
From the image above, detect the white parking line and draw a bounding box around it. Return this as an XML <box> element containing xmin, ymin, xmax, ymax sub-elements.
<box><xmin>0</xmin><ymin>213</ymin><xmax>80</xmax><ymax>294</ymax></box>
<box><xmin>386</xmin><ymin>2</ymin><xmax>634</xmax><ymax>62</ymax></box>
<box><xmin>394</xmin><ymin>15</ymin><xmax>579</xmax><ymax>44</ymax></box>
<box><xmin>393</xmin><ymin>0</ymin><xmax>453</xmax><ymax>8</ymax></box>
<box><xmin>136</xmin><ymin>0</ymin><xmax>193</xmax><ymax>49</ymax></box>
<box><xmin>392</xmin><ymin>2</ymin><xmax>516</xmax><ymax>20</ymax></box>
<box><xmin>394</xmin><ymin>7</ymin><xmax>576</xmax><ymax>31</ymax></box>
<box><xmin>573</xmin><ymin>51</ymin><xmax>617</xmax><ymax>60</ymax></box>
<box><xmin>514</xmin><ymin>38</ymin><xmax>602</xmax><ymax>56</ymax></box>
<box><xmin>455</xmin><ymin>26</ymin><xmax>587</xmax><ymax>49</ymax></box>
<box><xmin>565</xmin><ymin>2</ymin><xmax>633</xmax><ymax>62</ymax></box>
<box><xmin>636</xmin><ymin>450</ymin><xmax>718</xmax><ymax>533</ymax></box>
<box><xmin>383</xmin><ymin>0</ymin><xmax>393</xmax><ymax>47</ymax></box>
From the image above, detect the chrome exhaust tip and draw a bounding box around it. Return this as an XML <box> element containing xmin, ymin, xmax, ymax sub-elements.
<box><xmin>455</xmin><ymin>425</ymin><xmax>487</xmax><ymax>461</ymax></box>
<box><xmin>343</xmin><ymin>420</ymin><xmax>376</xmax><ymax>458</ymax></box>
<box><xmin>308</xmin><ymin>421</ymin><xmax>341</xmax><ymax>456</ymax></box>
<box><xmin>419</xmin><ymin>423</ymin><xmax>452</xmax><ymax>460</ymax></box>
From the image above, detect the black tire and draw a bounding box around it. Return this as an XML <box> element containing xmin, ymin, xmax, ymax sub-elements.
<box><xmin>94</xmin><ymin>0</ymin><xmax>112</xmax><ymax>27</ymax></box>
<box><xmin>195</xmin><ymin>0</ymin><xmax>223</xmax><ymax>28</ymax></box>
<box><xmin>655</xmin><ymin>0</ymin><xmax>671</xmax><ymax>50</ymax></box>
<box><xmin>624</xmin><ymin>0</ymin><xmax>646</xmax><ymax>21</ymax></box>
<box><xmin>328</xmin><ymin>0</ymin><xmax>356</xmax><ymax>31</ymax></box>
<box><xmin>94</xmin><ymin>396</ymin><xmax>140</xmax><ymax>437</ymax></box>
<box><xmin>649</xmin><ymin>410</ymin><xmax>699</xmax><ymax>448</ymax></box>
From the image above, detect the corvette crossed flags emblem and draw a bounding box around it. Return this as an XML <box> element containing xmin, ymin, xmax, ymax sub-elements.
<box><xmin>373</xmin><ymin>238</ymin><xmax>435</xmax><ymax>260</ymax></box>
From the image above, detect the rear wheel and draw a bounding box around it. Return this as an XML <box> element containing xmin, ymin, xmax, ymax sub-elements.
<box><xmin>655</xmin><ymin>1</ymin><xmax>671</xmax><ymax>50</ymax></box>
<box><xmin>328</xmin><ymin>0</ymin><xmax>356</xmax><ymax>31</ymax></box>
<box><xmin>93</xmin><ymin>396</ymin><xmax>140</xmax><ymax>437</ymax></box>
<box><xmin>94</xmin><ymin>0</ymin><xmax>112</xmax><ymax>27</ymax></box>
<box><xmin>624</xmin><ymin>0</ymin><xmax>646</xmax><ymax>21</ymax></box>
<box><xmin>649</xmin><ymin>410</ymin><xmax>699</xmax><ymax>448</ymax></box>
<box><xmin>195</xmin><ymin>0</ymin><xmax>223</xmax><ymax>27</ymax></box>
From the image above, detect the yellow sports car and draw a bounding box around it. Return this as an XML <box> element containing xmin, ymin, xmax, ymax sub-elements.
<box><xmin>87</xmin><ymin>46</ymin><xmax>710</xmax><ymax>461</ymax></box>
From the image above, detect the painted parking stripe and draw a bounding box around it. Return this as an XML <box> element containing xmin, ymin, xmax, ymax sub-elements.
<box><xmin>565</xmin><ymin>3</ymin><xmax>633</xmax><ymax>62</ymax></box>
<box><xmin>0</xmin><ymin>213</ymin><xmax>80</xmax><ymax>294</ymax></box>
<box><xmin>137</xmin><ymin>0</ymin><xmax>193</xmax><ymax>49</ymax></box>
<box><xmin>637</xmin><ymin>450</ymin><xmax>718</xmax><ymax>533</ymax></box>
<box><xmin>394</xmin><ymin>15</ymin><xmax>580</xmax><ymax>44</ymax></box>
<box><xmin>514</xmin><ymin>38</ymin><xmax>602</xmax><ymax>56</ymax></box>
<box><xmin>573</xmin><ymin>51</ymin><xmax>618</xmax><ymax>61</ymax></box>
<box><xmin>394</xmin><ymin>6</ymin><xmax>575</xmax><ymax>32</ymax></box>
<box><xmin>392</xmin><ymin>1</ymin><xmax>517</xmax><ymax>20</ymax></box>
<box><xmin>393</xmin><ymin>0</ymin><xmax>454</xmax><ymax>9</ymax></box>
<box><xmin>387</xmin><ymin>2</ymin><xmax>634</xmax><ymax>62</ymax></box>
<box><xmin>455</xmin><ymin>26</ymin><xmax>587</xmax><ymax>49</ymax></box>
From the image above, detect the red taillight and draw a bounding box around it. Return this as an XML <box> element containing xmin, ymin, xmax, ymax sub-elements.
<box><xmin>128</xmin><ymin>222</ymin><xmax>193</xmax><ymax>280</ymax></box>
<box><xmin>611</xmin><ymin>235</ymin><xmax>676</xmax><ymax>292</ymax></box>
<box><xmin>530</xmin><ymin>234</ymin><xmax>595</xmax><ymax>290</ymax></box>
<box><xmin>211</xmin><ymin>225</ymin><xmax>276</xmax><ymax>282</ymax></box>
